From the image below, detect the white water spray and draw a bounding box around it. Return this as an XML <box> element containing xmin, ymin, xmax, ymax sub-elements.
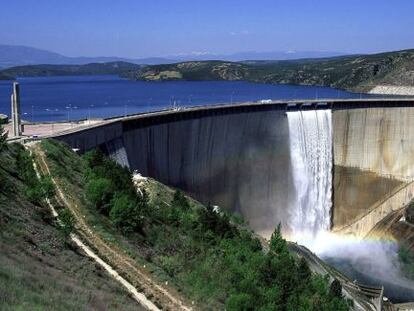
<box><xmin>287</xmin><ymin>109</ymin><xmax>332</xmax><ymax>239</ymax></box>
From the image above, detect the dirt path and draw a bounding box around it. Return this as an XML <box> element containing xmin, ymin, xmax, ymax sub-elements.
<box><xmin>28</xmin><ymin>145</ymin><xmax>159</xmax><ymax>310</ymax></box>
<box><xmin>28</xmin><ymin>142</ymin><xmax>193</xmax><ymax>311</ymax></box>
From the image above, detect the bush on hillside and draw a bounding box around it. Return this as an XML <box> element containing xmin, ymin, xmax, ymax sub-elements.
<box><xmin>58</xmin><ymin>208</ymin><xmax>75</xmax><ymax>238</ymax></box>
<box><xmin>25</xmin><ymin>176</ymin><xmax>55</xmax><ymax>205</ymax></box>
<box><xmin>0</xmin><ymin>124</ymin><xmax>7</xmax><ymax>151</ymax></box>
<box><xmin>109</xmin><ymin>193</ymin><xmax>145</xmax><ymax>234</ymax></box>
<box><xmin>86</xmin><ymin>177</ymin><xmax>113</xmax><ymax>214</ymax></box>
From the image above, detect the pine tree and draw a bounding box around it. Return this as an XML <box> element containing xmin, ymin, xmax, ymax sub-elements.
<box><xmin>329</xmin><ymin>279</ymin><xmax>343</xmax><ymax>298</ymax></box>
<box><xmin>269</xmin><ymin>223</ymin><xmax>288</xmax><ymax>254</ymax></box>
<box><xmin>298</xmin><ymin>257</ymin><xmax>311</xmax><ymax>281</ymax></box>
<box><xmin>0</xmin><ymin>124</ymin><xmax>8</xmax><ymax>151</ymax></box>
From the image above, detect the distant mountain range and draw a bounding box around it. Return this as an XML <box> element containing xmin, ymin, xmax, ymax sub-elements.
<box><xmin>0</xmin><ymin>44</ymin><xmax>176</xmax><ymax>68</ymax></box>
<box><xmin>0</xmin><ymin>44</ymin><xmax>345</xmax><ymax>68</ymax></box>
<box><xmin>169</xmin><ymin>51</ymin><xmax>346</xmax><ymax>62</ymax></box>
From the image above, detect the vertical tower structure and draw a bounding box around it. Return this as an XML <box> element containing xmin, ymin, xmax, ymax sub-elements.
<box><xmin>11</xmin><ymin>82</ymin><xmax>22</xmax><ymax>137</ymax></box>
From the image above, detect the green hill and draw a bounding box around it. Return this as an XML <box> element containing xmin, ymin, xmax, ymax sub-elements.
<box><xmin>1</xmin><ymin>61</ymin><xmax>141</xmax><ymax>78</ymax></box>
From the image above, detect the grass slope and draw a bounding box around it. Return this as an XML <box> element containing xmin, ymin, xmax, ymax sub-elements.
<box><xmin>0</xmin><ymin>142</ymin><xmax>140</xmax><ymax>310</ymax></box>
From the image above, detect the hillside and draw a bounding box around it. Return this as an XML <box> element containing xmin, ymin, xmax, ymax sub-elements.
<box><xmin>0</xmin><ymin>142</ymin><xmax>140</xmax><ymax>310</ymax></box>
<box><xmin>1</xmin><ymin>61</ymin><xmax>141</xmax><ymax>78</ymax></box>
<box><xmin>125</xmin><ymin>49</ymin><xmax>414</xmax><ymax>92</ymax></box>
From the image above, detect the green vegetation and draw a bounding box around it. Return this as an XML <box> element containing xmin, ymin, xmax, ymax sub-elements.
<box><xmin>64</xmin><ymin>142</ymin><xmax>351</xmax><ymax>310</ymax></box>
<box><xmin>0</xmin><ymin>61</ymin><xmax>141</xmax><ymax>79</ymax></box>
<box><xmin>399</xmin><ymin>244</ymin><xmax>414</xmax><ymax>280</ymax></box>
<box><xmin>58</xmin><ymin>208</ymin><xmax>75</xmax><ymax>238</ymax></box>
<box><xmin>406</xmin><ymin>200</ymin><xmax>414</xmax><ymax>224</ymax></box>
<box><xmin>0</xmin><ymin>123</ymin><xmax>7</xmax><ymax>150</ymax></box>
<box><xmin>0</xmin><ymin>142</ymin><xmax>139</xmax><ymax>310</ymax></box>
<box><xmin>14</xmin><ymin>146</ymin><xmax>55</xmax><ymax>205</ymax></box>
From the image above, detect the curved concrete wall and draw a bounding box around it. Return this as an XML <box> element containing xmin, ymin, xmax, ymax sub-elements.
<box><xmin>54</xmin><ymin>100</ymin><xmax>414</xmax><ymax>237</ymax></box>
<box><xmin>122</xmin><ymin>110</ymin><xmax>295</xmax><ymax>236</ymax></box>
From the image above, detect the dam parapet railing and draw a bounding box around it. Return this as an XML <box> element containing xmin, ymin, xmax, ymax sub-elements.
<box><xmin>41</xmin><ymin>97</ymin><xmax>414</xmax><ymax>140</ymax></box>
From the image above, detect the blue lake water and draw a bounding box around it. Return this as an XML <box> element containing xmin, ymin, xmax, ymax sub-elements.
<box><xmin>0</xmin><ymin>75</ymin><xmax>375</xmax><ymax>122</ymax></box>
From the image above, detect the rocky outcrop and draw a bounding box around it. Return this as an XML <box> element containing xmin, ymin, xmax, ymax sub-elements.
<box><xmin>369</xmin><ymin>85</ymin><xmax>414</xmax><ymax>96</ymax></box>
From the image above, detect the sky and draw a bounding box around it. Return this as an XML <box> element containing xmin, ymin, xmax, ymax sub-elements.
<box><xmin>0</xmin><ymin>0</ymin><xmax>413</xmax><ymax>58</ymax></box>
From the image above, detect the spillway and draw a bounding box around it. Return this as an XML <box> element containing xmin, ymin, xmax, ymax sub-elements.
<box><xmin>287</xmin><ymin>110</ymin><xmax>332</xmax><ymax>238</ymax></box>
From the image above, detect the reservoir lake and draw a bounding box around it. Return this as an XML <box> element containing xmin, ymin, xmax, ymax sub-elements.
<box><xmin>0</xmin><ymin>75</ymin><xmax>375</xmax><ymax>122</ymax></box>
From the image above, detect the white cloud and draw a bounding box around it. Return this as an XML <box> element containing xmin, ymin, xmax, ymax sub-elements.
<box><xmin>229</xmin><ymin>30</ymin><xmax>250</xmax><ymax>36</ymax></box>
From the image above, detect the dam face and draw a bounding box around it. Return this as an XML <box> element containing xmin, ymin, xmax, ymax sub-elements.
<box><xmin>53</xmin><ymin>100</ymin><xmax>414</xmax><ymax>237</ymax></box>
<box><xmin>123</xmin><ymin>109</ymin><xmax>295</xmax><ymax>236</ymax></box>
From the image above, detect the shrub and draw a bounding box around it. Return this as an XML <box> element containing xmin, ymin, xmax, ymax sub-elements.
<box><xmin>25</xmin><ymin>176</ymin><xmax>55</xmax><ymax>205</ymax></box>
<box><xmin>329</xmin><ymin>279</ymin><xmax>343</xmax><ymax>299</ymax></box>
<box><xmin>269</xmin><ymin>223</ymin><xmax>288</xmax><ymax>254</ymax></box>
<box><xmin>197</xmin><ymin>204</ymin><xmax>236</xmax><ymax>238</ymax></box>
<box><xmin>86</xmin><ymin>177</ymin><xmax>112</xmax><ymax>214</ymax></box>
<box><xmin>0</xmin><ymin>124</ymin><xmax>7</xmax><ymax>151</ymax></box>
<box><xmin>226</xmin><ymin>293</ymin><xmax>255</xmax><ymax>311</ymax></box>
<box><xmin>109</xmin><ymin>193</ymin><xmax>143</xmax><ymax>234</ymax></box>
<box><xmin>59</xmin><ymin>209</ymin><xmax>75</xmax><ymax>238</ymax></box>
<box><xmin>166</xmin><ymin>190</ymin><xmax>191</xmax><ymax>225</ymax></box>
<box><xmin>171</xmin><ymin>190</ymin><xmax>190</xmax><ymax>212</ymax></box>
<box><xmin>298</xmin><ymin>257</ymin><xmax>312</xmax><ymax>282</ymax></box>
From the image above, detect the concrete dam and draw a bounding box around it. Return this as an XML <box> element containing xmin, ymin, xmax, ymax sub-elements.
<box><xmin>52</xmin><ymin>99</ymin><xmax>414</xmax><ymax>240</ymax></box>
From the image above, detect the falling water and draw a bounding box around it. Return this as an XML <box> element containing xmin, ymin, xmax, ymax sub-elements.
<box><xmin>287</xmin><ymin>109</ymin><xmax>332</xmax><ymax>238</ymax></box>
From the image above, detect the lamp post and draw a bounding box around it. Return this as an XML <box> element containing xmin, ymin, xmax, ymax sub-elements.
<box><xmin>88</xmin><ymin>104</ymin><xmax>94</xmax><ymax>122</ymax></box>
<box><xmin>45</xmin><ymin>109</ymin><xmax>53</xmax><ymax>133</ymax></box>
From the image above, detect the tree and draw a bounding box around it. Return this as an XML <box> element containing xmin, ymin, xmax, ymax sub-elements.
<box><xmin>59</xmin><ymin>208</ymin><xmax>75</xmax><ymax>238</ymax></box>
<box><xmin>167</xmin><ymin>190</ymin><xmax>190</xmax><ymax>225</ymax></box>
<box><xmin>269</xmin><ymin>223</ymin><xmax>288</xmax><ymax>254</ymax></box>
<box><xmin>84</xmin><ymin>148</ymin><xmax>104</xmax><ymax>168</ymax></box>
<box><xmin>109</xmin><ymin>193</ymin><xmax>144</xmax><ymax>234</ymax></box>
<box><xmin>329</xmin><ymin>279</ymin><xmax>343</xmax><ymax>299</ymax></box>
<box><xmin>0</xmin><ymin>124</ymin><xmax>8</xmax><ymax>151</ymax></box>
<box><xmin>171</xmin><ymin>190</ymin><xmax>190</xmax><ymax>211</ymax></box>
<box><xmin>298</xmin><ymin>257</ymin><xmax>312</xmax><ymax>282</ymax></box>
<box><xmin>226</xmin><ymin>293</ymin><xmax>255</xmax><ymax>311</ymax></box>
<box><xmin>86</xmin><ymin>177</ymin><xmax>112</xmax><ymax>214</ymax></box>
